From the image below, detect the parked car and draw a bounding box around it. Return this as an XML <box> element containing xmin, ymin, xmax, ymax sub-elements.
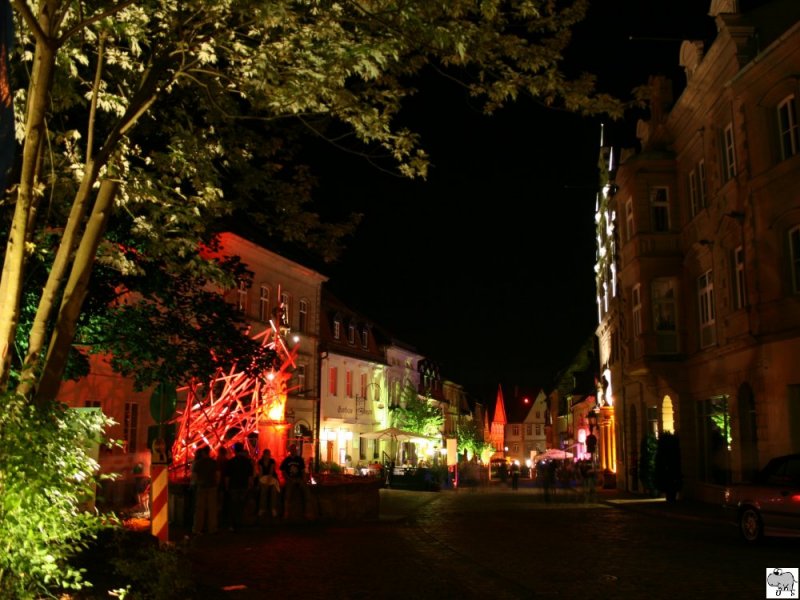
<box><xmin>722</xmin><ymin>453</ymin><xmax>800</xmax><ymax>543</ymax></box>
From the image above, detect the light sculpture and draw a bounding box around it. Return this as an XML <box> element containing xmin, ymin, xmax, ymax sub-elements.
<box><xmin>169</xmin><ymin>320</ymin><xmax>297</xmax><ymax>480</ymax></box>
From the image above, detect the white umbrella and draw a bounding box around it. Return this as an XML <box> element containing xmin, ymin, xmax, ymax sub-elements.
<box><xmin>359</xmin><ymin>427</ymin><xmax>433</xmax><ymax>442</ymax></box>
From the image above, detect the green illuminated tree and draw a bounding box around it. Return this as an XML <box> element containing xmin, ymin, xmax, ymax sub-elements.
<box><xmin>394</xmin><ymin>384</ymin><xmax>444</xmax><ymax>438</ymax></box>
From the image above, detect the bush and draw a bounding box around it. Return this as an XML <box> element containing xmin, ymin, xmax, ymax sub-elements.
<box><xmin>638</xmin><ymin>433</ymin><xmax>657</xmax><ymax>496</ymax></box>
<box><xmin>0</xmin><ymin>393</ymin><xmax>116</xmax><ymax>598</ymax></box>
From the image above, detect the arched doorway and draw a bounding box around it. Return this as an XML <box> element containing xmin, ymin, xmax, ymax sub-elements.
<box><xmin>661</xmin><ymin>395</ymin><xmax>675</xmax><ymax>433</ymax></box>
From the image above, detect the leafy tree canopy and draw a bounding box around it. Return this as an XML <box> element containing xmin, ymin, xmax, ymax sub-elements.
<box><xmin>1</xmin><ymin>0</ymin><xmax>622</xmax><ymax>401</ymax></box>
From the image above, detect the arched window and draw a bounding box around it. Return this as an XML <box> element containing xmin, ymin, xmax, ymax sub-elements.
<box><xmin>662</xmin><ymin>395</ymin><xmax>674</xmax><ymax>433</ymax></box>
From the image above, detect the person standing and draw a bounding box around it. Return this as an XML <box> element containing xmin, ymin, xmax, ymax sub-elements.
<box><xmin>510</xmin><ymin>460</ymin><xmax>521</xmax><ymax>490</ymax></box>
<box><xmin>215</xmin><ymin>446</ymin><xmax>230</xmax><ymax>528</ymax></box>
<box><xmin>191</xmin><ymin>446</ymin><xmax>218</xmax><ymax>535</ymax></box>
<box><xmin>257</xmin><ymin>448</ymin><xmax>280</xmax><ymax>520</ymax></box>
<box><xmin>279</xmin><ymin>444</ymin><xmax>311</xmax><ymax>520</ymax></box>
<box><xmin>224</xmin><ymin>442</ymin><xmax>254</xmax><ymax>531</ymax></box>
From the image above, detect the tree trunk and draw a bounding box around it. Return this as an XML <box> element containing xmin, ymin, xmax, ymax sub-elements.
<box><xmin>0</xmin><ymin>1</ymin><xmax>59</xmax><ymax>391</ymax></box>
<box><xmin>34</xmin><ymin>179</ymin><xmax>119</xmax><ymax>405</ymax></box>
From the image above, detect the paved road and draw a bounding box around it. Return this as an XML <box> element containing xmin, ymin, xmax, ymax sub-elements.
<box><xmin>186</xmin><ymin>485</ymin><xmax>798</xmax><ymax>599</ymax></box>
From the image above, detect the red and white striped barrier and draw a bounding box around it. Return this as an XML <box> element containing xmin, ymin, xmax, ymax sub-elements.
<box><xmin>150</xmin><ymin>464</ymin><xmax>169</xmax><ymax>543</ymax></box>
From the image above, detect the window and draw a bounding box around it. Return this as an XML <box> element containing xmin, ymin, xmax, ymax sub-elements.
<box><xmin>652</xmin><ymin>278</ymin><xmax>678</xmax><ymax>354</ymax></box>
<box><xmin>124</xmin><ymin>402</ymin><xmax>139</xmax><ymax>453</ymax></box>
<box><xmin>632</xmin><ymin>284</ymin><xmax>642</xmax><ymax>358</ymax></box>
<box><xmin>298</xmin><ymin>299</ymin><xmax>308</xmax><ymax>333</ymax></box>
<box><xmin>790</xmin><ymin>226</ymin><xmax>800</xmax><ymax>294</ymax></box>
<box><xmin>526</xmin><ymin>424</ymin><xmax>532</xmax><ymax>436</ymax></box>
<box><xmin>236</xmin><ymin>280</ymin><xmax>248</xmax><ymax>313</ymax></box>
<box><xmin>329</xmin><ymin>367</ymin><xmax>338</xmax><ymax>396</ymax></box>
<box><xmin>733</xmin><ymin>246</ymin><xmax>746</xmax><ymax>309</ymax></box>
<box><xmin>535</xmin><ymin>425</ymin><xmax>542</xmax><ymax>436</ymax></box>
<box><xmin>258</xmin><ymin>285</ymin><xmax>270</xmax><ymax>322</ymax></box>
<box><xmin>625</xmin><ymin>198</ymin><xmax>634</xmax><ymax>242</ymax></box>
<box><xmin>698</xmin><ymin>270</ymin><xmax>716</xmax><ymax>348</ymax></box>
<box><xmin>84</xmin><ymin>400</ymin><xmax>101</xmax><ymax>408</ymax></box>
<box><xmin>698</xmin><ymin>160</ymin><xmax>707</xmax><ymax>207</ymax></box>
<box><xmin>360</xmin><ymin>373</ymin><xmax>367</xmax><ymax>399</ymax></box>
<box><xmin>650</xmin><ymin>186</ymin><xmax>670</xmax><ymax>232</ymax></box>
<box><xmin>722</xmin><ymin>123</ymin><xmax>737</xmax><ymax>181</ymax></box>
<box><xmin>347</xmin><ymin>324</ymin><xmax>355</xmax><ymax>344</ymax></box>
<box><xmin>345</xmin><ymin>370</ymin><xmax>353</xmax><ymax>398</ymax></box>
<box><xmin>296</xmin><ymin>365</ymin><xmax>306</xmax><ymax>395</ymax></box>
<box><xmin>361</xmin><ymin>328</ymin><xmax>368</xmax><ymax>348</ymax></box>
<box><xmin>512</xmin><ymin>425</ymin><xmax>519</xmax><ymax>436</ymax></box>
<box><xmin>333</xmin><ymin>318</ymin><xmax>341</xmax><ymax>339</ymax></box>
<box><xmin>689</xmin><ymin>169</ymin><xmax>699</xmax><ymax>217</ymax></box>
<box><xmin>778</xmin><ymin>95</ymin><xmax>799</xmax><ymax>160</ymax></box>
<box><xmin>280</xmin><ymin>292</ymin><xmax>290</xmax><ymax>326</ymax></box>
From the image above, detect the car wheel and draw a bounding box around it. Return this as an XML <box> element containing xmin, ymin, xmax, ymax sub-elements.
<box><xmin>739</xmin><ymin>507</ymin><xmax>763</xmax><ymax>543</ymax></box>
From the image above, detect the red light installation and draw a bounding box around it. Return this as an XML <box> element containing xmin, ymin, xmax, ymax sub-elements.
<box><xmin>169</xmin><ymin>321</ymin><xmax>297</xmax><ymax>480</ymax></box>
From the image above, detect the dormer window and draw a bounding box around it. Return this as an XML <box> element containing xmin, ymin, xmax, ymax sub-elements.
<box><xmin>348</xmin><ymin>324</ymin><xmax>355</xmax><ymax>344</ymax></box>
<box><xmin>333</xmin><ymin>318</ymin><xmax>341</xmax><ymax>340</ymax></box>
<box><xmin>361</xmin><ymin>328</ymin><xmax>368</xmax><ymax>348</ymax></box>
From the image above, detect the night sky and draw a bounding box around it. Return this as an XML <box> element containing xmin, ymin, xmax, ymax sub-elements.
<box><xmin>306</xmin><ymin>1</ymin><xmax>719</xmax><ymax>400</ymax></box>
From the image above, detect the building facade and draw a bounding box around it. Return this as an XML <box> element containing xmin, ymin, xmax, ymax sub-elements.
<box><xmin>595</xmin><ymin>0</ymin><xmax>800</xmax><ymax>502</ymax></box>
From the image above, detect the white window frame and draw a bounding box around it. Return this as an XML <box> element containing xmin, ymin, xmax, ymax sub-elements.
<box><xmin>722</xmin><ymin>123</ymin><xmax>737</xmax><ymax>181</ymax></box>
<box><xmin>280</xmin><ymin>292</ymin><xmax>290</xmax><ymax>327</ymax></box>
<box><xmin>650</xmin><ymin>186</ymin><xmax>670</xmax><ymax>232</ymax></box>
<box><xmin>689</xmin><ymin>169</ymin><xmax>699</xmax><ymax>217</ymax></box>
<box><xmin>348</xmin><ymin>324</ymin><xmax>355</xmax><ymax>344</ymax></box>
<box><xmin>236</xmin><ymin>280</ymin><xmax>248</xmax><ymax>313</ymax></box>
<box><xmin>778</xmin><ymin>95</ymin><xmax>799</xmax><ymax>160</ymax></box>
<box><xmin>333</xmin><ymin>319</ymin><xmax>341</xmax><ymax>340</ymax></box>
<box><xmin>625</xmin><ymin>198</ymin><xmax>634</xmax><ymax>242</ymax></box>
<box><xmin>698</xmin><ymin>160</ymin><xmax>707</xmax><ymax>208</ymax></box>
<box><xmin>733</xmin><ymin>246</ymin><xmax>746</xmax><ymax>310</ymax></box>
<box><xmin>698</xmin><ymin>270</ymin><xmax>717</xmax><ymax>348</ymax></box>
<box><xmin>298</xmin><ymin>298</ymin><xmax>308</xmax><ymax>333</ymax></box>
<box><xmin>258</xmin><ymin>284</ymin><xmax>270</xmax><ymax>322</ymax></box>
<box><xmin>296</xmin><ymin>364</ymin><xmax>306</xmax><ymax>395</ymax></box>
<box><xmin>632</xmin><ymin>284</ymin><xmax>642</xmax><ymax>358</ymax></box>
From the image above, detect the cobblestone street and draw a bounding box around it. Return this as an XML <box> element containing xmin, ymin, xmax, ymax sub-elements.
<box><xmin>183</xmin><ymin>484</ymin><xmax>796</xmax><ymax>599</ymax></box>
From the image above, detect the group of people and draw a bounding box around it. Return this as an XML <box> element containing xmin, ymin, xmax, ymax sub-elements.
<box><xmin>190</xmin><ymin>442</ymin><xmax>311</xmax><ymax>535</ymax></box>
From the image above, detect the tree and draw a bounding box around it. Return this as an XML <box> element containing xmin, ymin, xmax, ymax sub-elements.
<box><xmin>393</xmin><ymin>383</ymin><xmax>443</xmax><ymax>438</ymax></box>
<box><xmin>1</xmin><ymin>0</ymin><xmax>622</xmax><ymax>406</ymax></box>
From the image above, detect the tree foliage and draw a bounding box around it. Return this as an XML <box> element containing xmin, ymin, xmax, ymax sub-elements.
<box><xmin>1</xmin><ymin>0</ymin><xmax>622</xmax><ymax>404</ymax></box>
<box><xmin>0</xmin><ymin>392</ymin><xmax>116</xmax><ymax>598</ymax></box>
<box><xmin>393</xmin><ymin>384</ymin><xmax>444</xmax><ymax>437</ymax></box>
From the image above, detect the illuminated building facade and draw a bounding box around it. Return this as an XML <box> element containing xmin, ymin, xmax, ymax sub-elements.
<box><xmin>595</xmin><ymin>0</ymin><xmax>800</xmax><ymax>501</ymax></box>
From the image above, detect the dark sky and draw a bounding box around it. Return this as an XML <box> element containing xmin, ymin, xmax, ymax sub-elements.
<box><xmin>309</xmin><ymin>1</ymin><xmax>718</xmax><ymax>400</ymax></box>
